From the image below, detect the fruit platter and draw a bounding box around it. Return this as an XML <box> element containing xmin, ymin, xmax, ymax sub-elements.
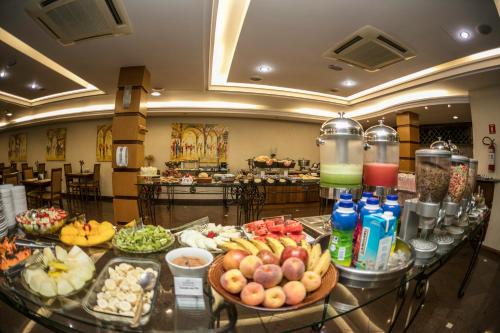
<box><xmin>208</xmin><ymin>242</ymin><xmax>337</xmax><ymax>311</ymax></box>
<box><xmin>112</xmin><ymin>225</ymin><xmax>174</xmax><ymax>253</ymax></box>
<box><xmin>22</xmin><ymin>246</ymin><xmax>95</xmax><ymax>298</ymax></box>
<box><xmin>16</xmin><ymin>208</ymin><xmax>68</xmax><ymax>236</ymax></box>
<box><xmin>60</xmin><ymin>219</ymin><xmax>115</xmax><ymax>247</ymax></box>
<box><xmin>177</xmin><ymin>223</ymin><xmax>242</xmax><ymax>253</ymax></box>
<box><xmin>243</xmin><ymin>216</ymin><xmax>314</xmax><ymax>244</ymax></box>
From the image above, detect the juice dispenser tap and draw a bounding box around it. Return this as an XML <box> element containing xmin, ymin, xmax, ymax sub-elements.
<box><xmin>317</xmin><ymin>112</ymin><xmax>364</xmax><ymax>201</ymax></box>
<box><xmin>399</xmin><ymin>149</ymin><xmax>451</xmax><ymax>258</ymax></box>
<box><xmin>363</xmin><ymin>119</ymin><xmax>400</xmax><ymax>198</ymax></box>
<box><xmin>442</xmin><ymin>155</ymin><xmax>469</xmax><ymax>227</ymax></box>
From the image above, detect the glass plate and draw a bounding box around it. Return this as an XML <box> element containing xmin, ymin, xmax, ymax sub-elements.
<box><xmin>112</xmin><ymin>230</ymin><xmax>175</xmax><ymax>254</ymax></box>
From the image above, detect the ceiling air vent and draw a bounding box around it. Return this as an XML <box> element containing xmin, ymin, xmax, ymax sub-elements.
<box><xmin>323</xmin><ymin>26</ymin><xmax>415</xmax><ymax>72</ymax></box>
<box><xmin>26</xmin><ymin>0</ymin><xmax>132</xmax><ymax>45</ymax></box>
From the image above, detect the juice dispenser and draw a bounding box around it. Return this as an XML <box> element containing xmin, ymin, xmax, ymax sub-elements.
<box><xmin>399</xmin><ymin>149</ymin><xmax>451</xmax><ymax>259</ymax></box>
<box><xmin>317</xmin><ymin>112</ymin><xmax>364</xmax><ymax>200</ymax></box>
<box><xmin>442</xmin><ymin>155</ymin><xmax>469</xmax><ymax>226</ymax></box>
<box><xmin>363</xmin><ymin>119</ymin><xmax>400</xmax><ymax>198</ymax></box>
<box><xmin>466</xmin><ymin>159</ymin><xmax>478</xmax><ymax>210</ymax></box>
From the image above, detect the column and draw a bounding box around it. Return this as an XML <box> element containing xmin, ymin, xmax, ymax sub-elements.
<box><xmin>112</xmin><ymin>66</ymin><xmax>150</xmax><ymax>223</ymax></box>
<box><xmin>396</xmin><ymin>112</ymin><xmax>420</xmax><ymax>172</ymax></box>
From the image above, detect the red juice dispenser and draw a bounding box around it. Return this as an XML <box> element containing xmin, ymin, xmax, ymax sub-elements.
<box><xmin>363</xmin><ymin>120</ymin><xmax>400</xmax><ymax>197</ymax></box>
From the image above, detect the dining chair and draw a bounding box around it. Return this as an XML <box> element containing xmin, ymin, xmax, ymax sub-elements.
<box><xmin>37</xmin><ymin>163</ymin><xmax>46</xmax><ymax>177</ymax></box>
<box><xmin>63</xmin><ymin>163</ymin><xmax>74</xmax><ymax>197</ymax></box>
<box><xmin>4</xmin><ymin>173</ymin><xmax>18</xmax><ymax>185</ymax></box>
<box><xmin>10</xmin><ymin>162</ymin><xmax>17</xmax><ymax>171</ymax></box>
<box><xmin>82</xmin><ymin>164</ymin><xmax>101</xmax><ymax>200</ymax></box>
<box><xmin>0</xmin><ymin>163</ymin><xmax>4</xmax><ymax>170</ymax></box>
<box><xmin>21</xmin><ymin>163</ymin><xmax>28</xmax><ymax>170</ymax></box>
<box><xmin>23</xmin><ymin>167</ymin><xmax>34</xmax><ymax>180</ymax></box>
<box><xmin>39</xmin><ymin>168</ymin><xmax>63</xmax><ymax>208</ymax></box>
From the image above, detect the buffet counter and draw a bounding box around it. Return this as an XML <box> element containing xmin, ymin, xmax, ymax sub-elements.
<box><xmin>0</xmin><ymin>210</ymin><xmax>488</xmax><ymax>332</ymax></box>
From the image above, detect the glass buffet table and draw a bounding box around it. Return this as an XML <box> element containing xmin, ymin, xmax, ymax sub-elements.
<box><xmin>0</xmin><ymin>210</ymin><xmax>488</xmax><ymax>333</ymax></box>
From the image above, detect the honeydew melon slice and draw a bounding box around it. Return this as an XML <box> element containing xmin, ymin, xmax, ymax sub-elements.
<box><xmin>42</xmin><ymin>247</ymin><xmax>56</xmax><ymax>266</ymax></box>
<box><xmin>38</xmin><ymin>276</ymin><xmax>57</xmax><ymax>298</ymax></box>
<box><xmin>56</xmin><ymin>276</ymin><xmax>75</xmax><ymax>296</ymax></box>
<box><xmin>55</xmin><ymin>246</ymin><xmax>68</xmax><ymax>262</ymax></box>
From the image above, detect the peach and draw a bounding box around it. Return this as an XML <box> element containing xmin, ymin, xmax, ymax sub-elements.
<box><xmin>262</xmin><ymin>286</ymin><xmax>286</xmax><ymax>309</ymax></box>
<box><xmin>240</xmin><ymin>282</ymin><xmax>265</xmax><ymax>306</ymax></box>
<box><xmin>283</xmin><ymin>281</ymin><xmax>306</xmax><ymax>305</ymax></box>
<box><xmin>253</xmin><ymin>264</ymin><xmax>283</xmax><ymax>288</ymax></box>
<box><xmin>223</xmin><ymin>249</ymin><xmax>248</xmax><ymax>271</ymax></box>
<box><xmin>239</xmin><ymin>255</ymin><xmax>263</xmax><ymax>279</ymax></box>
<box><xmin>281</xmin><ymin>257</ymin><xmax>305</xmax><ymax>281</ymax></box>
<box><xmin>220</xmin><ymin>269</ymin><xmax>247</xmax><ymax>294</ymax></box>
<box><xmin>301</xmin><ymin>271</ymin><xmax>321</xmax><ymax>292</ymax></box>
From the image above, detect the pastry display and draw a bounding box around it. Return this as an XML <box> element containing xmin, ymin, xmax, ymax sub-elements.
<box><xmin>60</xmin><ymin>220</ymin><xmax>115</xmax><ymax>247</ymax></box>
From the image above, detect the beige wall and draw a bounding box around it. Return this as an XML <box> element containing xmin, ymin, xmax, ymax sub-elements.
<box><xmin>0</xmin><ymin>116</ymin><xmax>321</xmax><ymax>197</ymax></box>
<box><xmin>470</xmin><ymin>84</ymin><xmax>500</xmax><ymax>251</ymax></box>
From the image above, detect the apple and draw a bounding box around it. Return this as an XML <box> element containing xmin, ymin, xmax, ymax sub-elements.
<box><xmin>220</xmin><ymin>269</ymin><xmax>247</xmax><ymax>294</ymax></box>
<box><xmin>262</xmin><ymin>286</ymin><xmax>286</xmax><ymax>308</ymax></box>
<box><xmin>257</xmin><ymin>250</ymin><xmax>279</xmax><ymax>265</ymax></box>
<box><xmin>223</xmin><ymin>250</ymin><xmax>248</xmax><ymax>271</ymax></box>
<box><xmin>281</xmin><ymin>257</ymin><xmax>305</xmax><ymax>281</ymax></box>
<box><xmin>253</xmin><ymin>264</ymin><xmax>283</xmax><ymax>288</ymax></box>
<box><xmin>240</xmin><ymin>282</ymin><xmax>265</xmax><ymax>306</ymax></box>
<box><xmin>280</xmin><ymin>246</ymin><xmax>308</xmax><ymax>265</ymax></box>
<box><xmin>301</xmin><ymin>271</ymin><xmax>321</xmax><ymax>292</ymax></box>
<box><xmin>239</xmin><ymin>255</ymin><xmax>263</xmax><ymax>279</ymax></box>
<box><xmin>283</xmin><ymin>281</ymin><xmax>306</xmax><ymax>305</ymax></box>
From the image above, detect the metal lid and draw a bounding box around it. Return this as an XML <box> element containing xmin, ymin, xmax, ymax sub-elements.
<box><xmin>430</xmin><ymin>234</ymin><xmax>454</xmax><ymax>245</ymax></box>
<box><xmin>451</xmin><ymin>154</ymin><xmax>469</xmax><ymax>163</ymax></box>
<box><xmin>429</xmin><ymin>137</ymin><xmax>449</xmax><ymax>150</ymax></box>
<box><xmin>469</xmin><ymin>159</ymin><xmax>478</xmax><ymax>165</ymax></box>
<box><xmin>415</xmin><ymin>149</ymin><xmax>452</xmax><ymax>157</ymax></box>
<box><xmin>319</xmin><ymin>112</ymin><xmax>364</xmax><ymax>137</ymax></box>
<box><xmin>445</xmin><ymin>226</ymin><xmax>464</xmax><ymax>235</ymax></box>
<box><xmin>409</xmin><ymin>238</ymin><xmax>438</xmax><ymax>252</ymax></box>
<box><xmin>364</xmin><ymin>119</ymin><xmax>399</xmax><ymax>143</ymax></box>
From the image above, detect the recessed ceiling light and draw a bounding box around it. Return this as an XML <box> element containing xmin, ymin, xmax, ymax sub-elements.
<box><xmin>151</xmin><ymin>91</ymin><xmax>161</xmax><ymax>96</ymax></box>
<box><xmin>424</xmin><ymin>106</ymin><xmax>428</xmax><ymax>110</ymax></box>
<box><xmin>6</xmin><ymin>113</ymin><xmax>12</xmax><ymax>117</ymax></box>
<box><xmin>453</xmin><ymin>115</ymin><xmax>458</xmax><ymax>119</ymax></box>
<box><xmin>447</xmin><ymin>104</ymin><xmax>451</xmax><ymax>108</ymax></box>
<box><xmin>459</xmin><ymin>30</ymin><xmax>471</xmax><ymax>40</ymax></box>
<box><xmin>329</xmin><ymin>88</ymin><xmax>339</xmax><ymax>93</ymax></box>
<box><xmin>0</xmin><ymin>70</ymin><xmax>7</xmax><ymax>78</ymax></box>
<box><xmin>257</xmin><ymin>64</ymin><xmax>273</xmax><ymax>73</ymax></box>
<box><xmin>29</xmin><ymin>82</ymin><xmax>40</xmax><ymax>90</ymax></box>
<box><xmin>250</xmin><ymin>76</ymin><xmax>262</xmax><ymax>81</ymax></box>
<box><xmin>341</xmin><ymin>79</ymin><xmax>356</xmax><ymax>87</ymax></box>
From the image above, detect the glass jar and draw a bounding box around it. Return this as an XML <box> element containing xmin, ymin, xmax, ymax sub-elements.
<box><xmin>465</xmin><ymin>159</ymin><xmax>478</xmax><ymax>198</ymax></box>
<box><xmin>363</xmin><ymin>120</ymin><xmax>399</xmax><ymax>188</ymax></box>
<box><xmin>415</xmin><ymin>149</ymin><xmax>451</xmax><ymax>203</ymax></box>
<box><xmin>317</xmin><ymin>113</ymin><xmax>364</xmax><ymax>188</ymax></box>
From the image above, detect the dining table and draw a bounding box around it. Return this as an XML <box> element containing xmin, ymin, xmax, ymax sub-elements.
<box><xmin>65</xmin><ymin>172</ymin><xmax>94</xmax><ymax>200</ymax></box>
<box><xmin>21</xmin><ymin>178</ymin><xmax>52</xmax><ymax>207</ymax></box>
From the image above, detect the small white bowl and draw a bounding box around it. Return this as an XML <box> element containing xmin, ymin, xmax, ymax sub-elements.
<box><xmin>165</xmin><ymin>247</ymin><xmax>214</xmax><ymax>278</ymax></box>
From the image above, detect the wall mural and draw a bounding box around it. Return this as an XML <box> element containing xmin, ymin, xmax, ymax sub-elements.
<box><xmin>170</xmin><ymin>123</ymin><xmax>228</xmax><ymax>163</ymax></box>
<box><xmin>46</xmin><ymin>128</ymin><xmax>66</xmax><ymax>161</ymax></box>
<box><xmin>8</xmin><ymin>133</ymin><xmax>27</xmax><ymax>162</ymax></box>
<box><xmin>96</xmin><ymin>125</ymin><xmax>113</xmax><ymax>162</ymax></box>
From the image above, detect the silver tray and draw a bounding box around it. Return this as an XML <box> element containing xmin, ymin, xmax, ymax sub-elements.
<box><xmin>82</xmin><ymin>257</ymin><xmax>161</xmax><ymax>327</ymax></box>
<box><xmin>334</xmin><ymin>238</ymin><xmax>415</xmax><ymax>289</ymax></box>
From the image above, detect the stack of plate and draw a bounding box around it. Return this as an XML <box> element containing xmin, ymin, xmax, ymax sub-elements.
<box><xmin>0</xmin><ymin>184</ymin><xmax>16</xmax><ymax>229</ymax></box>
<box><xmin>0</xmin><ymin>202</ymin><xmax>7</xmax><ymax>238</ymax></box>
<box><xmin>12</xmin><ymin>185</ymin><xmax>27</xmax><ymax>216</ymax></box>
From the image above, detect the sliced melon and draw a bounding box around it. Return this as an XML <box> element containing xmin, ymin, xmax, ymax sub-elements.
<box><xmin>42</xmin><ymin>247</ymin><xmax>56</xmax><ymax>266</ymax></box>
<box><xmin>66</xmin><ymin>271</ymin><xmax>86</xmax><ymax>290</ymax></box>
<box><xmin>38</xmin><ymin>276</ymin><xmax>57</xmax><ymax>298</ymax></box>
<box><xmin>56</xmin><ymin>276</ymin><xmax>75</xmax><ymax>296</ymax></box>
<box><xmin>55</xmin><ymin>246</ymin><xmax>68</xmax><ymax>262</ymax></box>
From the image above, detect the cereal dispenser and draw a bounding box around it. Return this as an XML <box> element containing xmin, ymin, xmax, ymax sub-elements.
<box><xmin>363</xmin><ymin>119</ymin><xmax>399</xmax><ymax>198</ymax></box>
<box><xmin>317</xmin><ymin>112</ymin><xmax>364</xmax><ymax>200</ymax></box>
<box><xmin>399</xmin><ymin>149</ymin><xmax>451</xmax><ymax>259</ymax></box>
<box><xmin>442</xmin><ymin>155</ymin><xmax>469</xmax><ymax>226</ymax></box>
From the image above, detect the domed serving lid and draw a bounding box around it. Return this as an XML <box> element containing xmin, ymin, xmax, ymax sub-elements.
<box><xmin>364</xmin><ymin>119</ymin><xmax>399</xmax><ymax>143</ymax></box>
<box><xmin>429</xmin><ymin>137</ymin><xmax>449</xmax><ymax>150</ymax></box>
<box><xmin>451</xmin><ymin>154</ymin><xmax>469</xmax><ymax>164</ymax></box>
<box><xmin>319</xmin><ymin>112</ymin><xmax>363</xmax><ymax>138</ymax></box>
<box><xmin>447</xmin><ymin>140</ymin><xmax>460</xmax><ymax>154</ymax></box>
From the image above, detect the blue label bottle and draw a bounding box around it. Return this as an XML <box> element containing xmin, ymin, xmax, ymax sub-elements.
<box><xmin>330</xmin><ymin>201</ymin><xmax>358</xmax><ymax>267</ymax></box>
<box><xmin>382</xmin><ymin>194</ymin><xmax>401</xmax><ymax>254</ymax></box>
<box><xmin>353</xmin><ymin>197</ymin><xmax>383</xmax><ymax>264</ymax></box>
<box><xmin>333</xmin><ymin>193</ymin><xmax>357</xmax><ymax>211</ymax></box>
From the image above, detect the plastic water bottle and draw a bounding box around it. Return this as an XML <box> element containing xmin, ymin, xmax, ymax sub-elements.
<box><xmin>357</xmin><ymin>192</ymin><xmax>373</xmax><ymax>213</ymax></box>
<box><xmin>382</xmin><ymin>194</ymin><xmax>401</xmax><ymax>254</ymax></box>
<box><xmin>353</xmin><ymin>197</ymin><xmax>383</xmax><ymax>264</ymax></box>
<box><xmin>330</xmin><ymin>201</ymin><xmax>358</xmax><ymax>267</ymax></box>
<box><xmin>333</xmin><ymin>193</ymin><xmax>357</xmax><ymax>211</ymax></box>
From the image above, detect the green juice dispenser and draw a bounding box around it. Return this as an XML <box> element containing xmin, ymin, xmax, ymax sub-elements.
<box><xmin>317</xmin><ymin>112</ymin><xmax>364</xmax><ymax>200</ymax></box>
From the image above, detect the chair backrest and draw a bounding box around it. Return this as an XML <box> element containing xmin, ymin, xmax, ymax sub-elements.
<box><xmin>63</xmin><ymin>163</ymin><xmax>72</xmax><ymax>174</ymax></box>
<box><xmin>38</xmin><ymin>163</ymin><xmax>46</xmax><ymax>174</ymax></box>
<box><xmin>93</xmin><ymin>164</ymin><xmax>101</xmax><ymax>182</ymax></box>
<box><xmin>10</xmin><ymin>162</ymin><xmax>17</xmax><ymax>171</ymax></box>
<box><xmin>51</xmin><ymin>168</ymin><xmax>63</xmax><ymax>194</ymax></box>
<box><xmin>2</xmin><ymin>168</ymin><xmax>10</xmax><ymax>177</ymax></box>
<box><xmin>23</xmin><ymin>167</ymin><xmax>34</xmax><ymax>180</ymax></box>
<box><xmin>21</xmin><ymin>163</ymin><xmax>28</xmax><ymax>170</ymax></box>
<box><xmin>0</xmin><ymin>163</ymin><xmax>4</xmax><ymax>170</ymax></box>
<box><xmin>4</xmin><ymin>174</ymin><xmax>18</xmax><ymax>185</ymax></box>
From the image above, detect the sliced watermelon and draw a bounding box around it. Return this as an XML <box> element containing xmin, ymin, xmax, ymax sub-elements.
<box><xmin>268</xmin><ymin>224</ymin><xmax>286</xmax><ymax>234</ymax></box>
<box><xmin>287</xmin><ymin>233</ymin><xmax>305</xmax><ymax>243</ymax></box>
<box><xmin>254</xmin><ymin>228</ymin><xmax>268</xmax><ymax>236</ymax></box>
<box><xmin>285</xmin><ymin>222</ymin><xmax>303</xmax><ymax>233</ymax></box>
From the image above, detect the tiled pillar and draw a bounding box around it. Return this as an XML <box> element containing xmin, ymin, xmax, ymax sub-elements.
<box><xmin>112</xmin><ymin>66</ymin><xmax>150</xmax><ymax>223</ymax></box>
<box><xmin>397</xmin><ymin>112</ymin><xmax>419</xmax><ymax>172</ymax></box>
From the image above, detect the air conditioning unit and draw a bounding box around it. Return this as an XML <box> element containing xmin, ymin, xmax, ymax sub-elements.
<box><xmin>26</xmin><ymin>0</ymin><xmax>132</xmax><ymax>45</ymax></box>
<box><xmin>323</xmin><ymin>26</ymin><xmax>415</xmax><ymax>72</ymax></box>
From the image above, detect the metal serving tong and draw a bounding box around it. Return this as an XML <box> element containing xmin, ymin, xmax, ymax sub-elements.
<box><xmin>15</xmin><ymin>239</ymin><xmax>56</xmax><ymax>250</ymax></box>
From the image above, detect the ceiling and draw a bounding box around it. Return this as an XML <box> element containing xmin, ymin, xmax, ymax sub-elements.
<box><xmin>229</xmin><ymin>0</ymin><xmax>500</xmax><ymax>97</ymax></box>
<box><xmin>0</xmin><ymin>0</ymin><xmax>498</xmax><ymax>127</ymax></box>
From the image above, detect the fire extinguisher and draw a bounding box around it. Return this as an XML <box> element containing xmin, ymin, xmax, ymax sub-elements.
<box><xmin>482</xmin><ymin>136</ymin><xmax>496</xmax><ymax>172</ymax></box>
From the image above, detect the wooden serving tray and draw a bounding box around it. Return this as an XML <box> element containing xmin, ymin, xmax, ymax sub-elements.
<box><xmin>208</xmin><ymin>255</ymin><xmax>338</xmax><ymax>312</ymax></box>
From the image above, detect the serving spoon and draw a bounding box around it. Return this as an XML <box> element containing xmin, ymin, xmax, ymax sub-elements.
<box><xmin>130</xmin><ymin>271</ymin><xmax>155</xmax><ymax>328</ymax></box>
